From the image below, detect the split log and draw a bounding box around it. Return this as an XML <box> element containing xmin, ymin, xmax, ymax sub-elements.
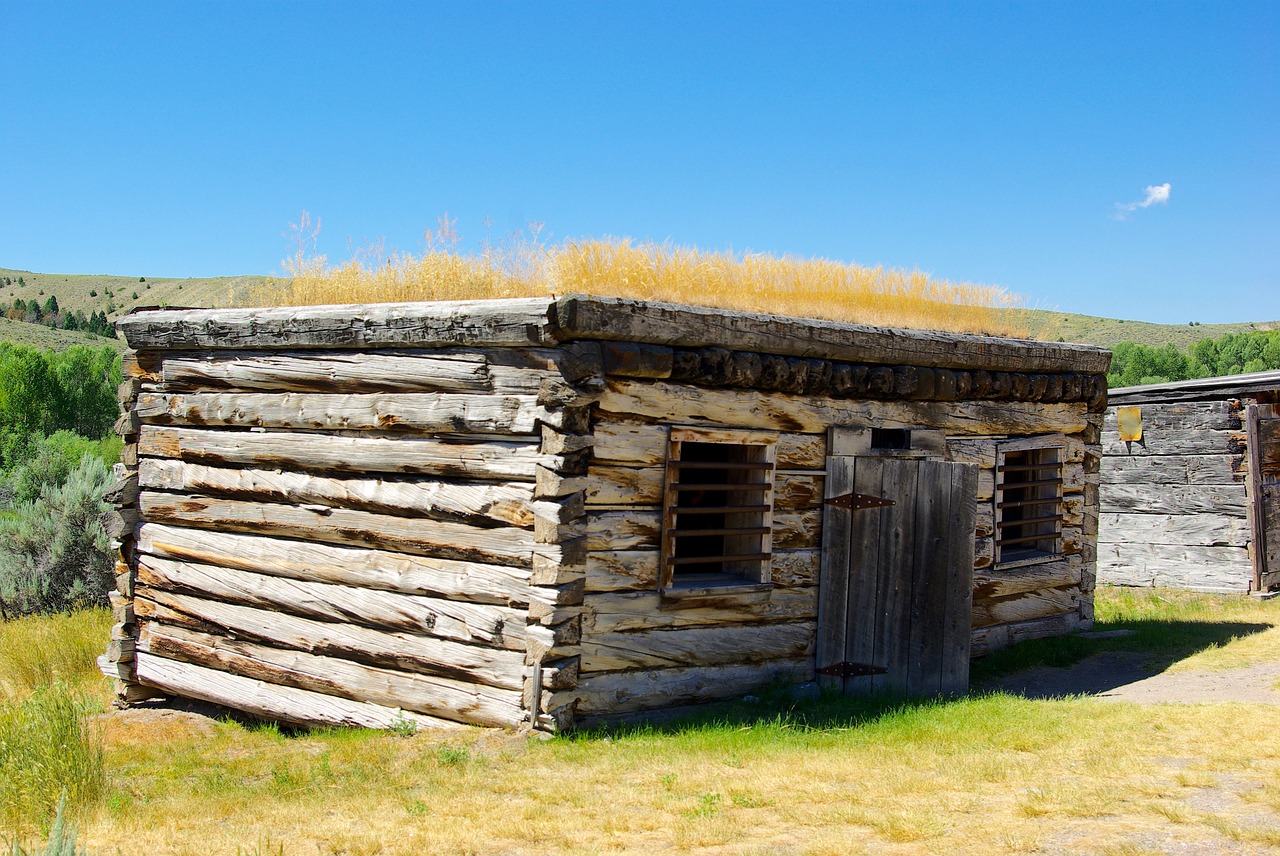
<box><xmin>134</xmin><ymin>589</ymin><xmax>526</xmax><ymax>690</ymax></box>
<box><xmin>580</xmin><ymin>509</ymin><xmax>820</xmax><ymax>552</ymax></box>
<box><xmin>1102</xmin><ymin>401</ymin><xmax>1241</xmax><ymax>433</ymax></box>
<box><xmin>970</xmin><ymin>612</ymin><xmax>1085</xmax><ymax>657</ymax></box>
<box><xmin>584</xmin><ymin>549</ymin><xmax>819</xmax><ymax>593</ymax></box>
<box><xmin>970</xmin><ymin>585</ymin><xmax>1082</xmax><ymax>630</ymax></box>
<box><xmin>598</xmin><ymin>378</ymin><xmax>1089</xmax><ymax>437</ymax></box>
<box><xmin>138</xmin><ymin>425</ymin><xmax>556</xmax><ymax>481</ymax></box>
<box><xmin>570</xmin><ymin>657</ymin><xmax>814</xmax><ymax>717</ymax></box>
<box><xmin>137</xmin><ymin>492</ymin><xmax>544</xmax><ymax>567</ymax></box>
<box><xmin>1096</xmin><ymin>541</ymin><xmax>1251</xmax><ymax>592</ymax></box>
<box><xmin>1099</xmin><ymin>482</ymin><xmax>1248</xmax><ymax>516</ymax></box>
<box><xmin>1100</xmin><ymin>453</ymin><xmax>1242</xmax><ymax>486</ymax></box>
<box><xmin>119</xmin><ymin>297</ymin><xmax>561</xmax><ymax>350</ymax></box>
<box><xmin>1097</xmin><ymin>511</ymin><xmax>1251</xmax><ymax>548</ymax></box>
<box><xmin>136</xmin><ymin>523</ymin><xmax>535</xmax><ymax>606</ymax></box>
<box><xmin>582</xmin><ymin>588</ymin><xmax>816</xmax><ymax>634</ymax></box>
<box><xmin>550</xmin><ymin>295</ymin><xmax>1111</xmax><ymax>375</ymax></box>
<box><xmin>584</xmin><ymin>466</ymin><xmax>823</xmax><ymax>509</ymax></box>
<box><xmin>133</xmin><ymin>651</ymin><xmax>472</xmax><ymax>730</ymax></box>
<box><xmin>579</xmin><ymin>622</ymin><xmax>815</xmax><ymax>672</ymax></box>
<box><xmin>973</xmin><ymin>558</ymin><xmax>1081</xmax><ymax>601</ymax></box>
<box><xmin>135</xmin><ymin>391</ymin><xmax>562</xmax><ymax>434</ymax></box>
<box><xmin>137</xmin><ymin>555</ymin><xmax>526</xmax><ymax>649</ymax></box>
<box><xmin>138</xmin><ymin>458</ymin><xmax>535</xmax><ymax>526</ymax></box>
<box><xmin>1101</xmin><ymin>430</ymin><xmax>1245</xmax><ymax>458</ymax></box>
<box><xmin>591</xmin><ymin>421</ymin><xmax>826</xmax><ymax>470</ymax></box>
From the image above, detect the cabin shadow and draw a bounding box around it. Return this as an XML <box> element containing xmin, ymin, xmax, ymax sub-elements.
<box><xmin>969</xmin><ymin>618</ymin><xmax>1274</xmax><ymax>699</ymax></box>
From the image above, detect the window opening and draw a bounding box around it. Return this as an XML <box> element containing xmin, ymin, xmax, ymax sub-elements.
<box><xmin>870</xmin><ymin>428</ymin><xmax>911</xmax><ymax>450</ymax></box>
<box><xmin>662</xmin><ymin>433</ymin><xmax>776</xmax><ymax>590</ymax></box>
<box><xmin>995</xmin><ymin>443</ymin><xmax>1063</xmax><ymax>567</ymax></box>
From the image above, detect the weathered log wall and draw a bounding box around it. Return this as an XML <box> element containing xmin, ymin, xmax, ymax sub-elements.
<box><xmin>109</xmin><ymin>297</ymin><xmax>1108</xmax><ymax>730</ymax></box>
<box><xmin>1099</xmin><ymin>400</ymin><xmax>1253</xmax><ymax>592</ymax></box>
<box><xmin>108</xmin><ymin>343</ymin><xmax>593</xmax><ymax>730</ymax></box>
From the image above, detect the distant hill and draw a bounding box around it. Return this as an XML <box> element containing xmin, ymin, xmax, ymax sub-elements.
<box><xmin>1</xmin><ymin>266</ymin><xmax>1275</xmax><ymax>352</ymax></box>
<box><xmin>0</xmin><ymin>315</ymin><xmax>125</xmax><ymax>351</ymax></box>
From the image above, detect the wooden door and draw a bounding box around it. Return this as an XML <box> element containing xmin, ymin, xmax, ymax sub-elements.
<box><xmin>1247</xmin><ymin>403</ymin><xmax>1280</xmax><ymax>592</ymax></box>
<box><xmin>817</xmin><ymin>456</ymin><xmax>977</xmax><ymax>697</ymax></box>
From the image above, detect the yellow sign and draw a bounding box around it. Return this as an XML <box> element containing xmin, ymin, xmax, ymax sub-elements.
<box><xmin>1117</xmin><ymin>406</ymin><xmax>1143</xmax><ymax>442</ymax></box>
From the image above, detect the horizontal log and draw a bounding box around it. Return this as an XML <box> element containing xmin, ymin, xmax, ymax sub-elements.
<box><xmin>580</xmin><ymin>621</ymin><xmax>815</xmax><ymax>673</ymax></box>
<box><xmin>135</xmin><ymin>588</ymin><xmax>526</xmax><ymax>690</ymax></box>
<box><xmin>138</xmin><ymin>425</ymin><xmax>556</xmax><ymax>481</ymax></box>
<box><xmin>1099</xmin><ymin>482</ymin><xmax>1248</xmax><ymax>516</ymax></box>
<box><xmin>581</xmin><ymin>509</ymin><xmax>820</xmax><ymax>552</ymax></box>
<box><xmin>135</xmin><ymin>391</ymin><xmax>560</xmax><ymax>434</ymax></box>
<box><xmin>119</xmin><ymin>297</ymin><xmax>561</xmax><ymax>350</ymax></box>
<box><xmin>136</xmin><ymin>523</ymin><xmax>536</xmax><ymax>606</ymax></box>
<box><xmin>1096</xmin><ymin>542</ymin><xmax>1251</xmax><ymax>592</ymax></box>
<box><xmin>970</xmin><ymin>611</ymin><xmax>1084</xmax><ymax>657</ymax></box>
<box><xmin>551</xmin><ymin>295</ymin><xmax>1111</xmax><ymax>375</ymax></box>
<box><xmin>138</xmin><ymin>459</ymin><xmax>535</xmax><ymax>526</ymax></box>
<box><xmin>1101</xmin><ymin>430</ymin><xmax>1245</xmax><ymax>457</ymax></box>
<box><xmin>591</xmin><ymin>421</ymin><xmax>826</xmax><ymax>470</ymax></box>
<box><xmin>134</xmin><ymin>651</ymin><xmax>470</xmax><ymax>730</ymax></box>
<box><xmin>570</xmin><ymin>657</ymin><xmax>814</xmax><ymax>717</ymax></box>
<box><xmin>138</xmin><ymin>622</ymin><xmax>523</xmax><ymax>728</ymax></box>
<box><xmin>584</xmin><ymin>549</ymin><xmax>820</xmax><ymax>593</ymax></box>
<box><xmin>971</xmin><ymin>585</ymin><xmax>1081</xmax><ymax>629</ymax></box>
<box><xmin>1100</xmin><ymin>453</ymin><xmax>1242</xmax><ymax>486</ymax></box>
<box><xmin>584</xmin><ymin>466</ymin><xmax>823</xmax><ymax>509</ymax></box>
<box><xmin>598</xmin><ymin>378</ymin><xmax>1089</xmax><ymax>437</ymax></box>
<box><xmin>582</xmin><ymin>588</ymin><xmax>817</xmax><ymax>634</ymax></box>
<box><xmin>137</xmin><ymin>555</ymin><xmax>525</xmax><ymax>649</ymax></box>
<box><xmin>1098</xmin><ymin>511</ymin><xmax>1251</xmax><ymax>548</ymax></box>
<box><xmin>138</xmin><ymin>492</ymin><xmax>544</xmax><ymax>567</ymax></box>
<box><xmin>1103</xmin><ymin>401</ymin><xmax>1241</xmax><ymax>434</ymax></box>
<box><xmin>973</xmin><ymin>558</ymin><xmax>1081</xmax><ymax>601</ymax></box>
<box><xmin>150</xmin><ymin>347</ymin><xmax>588</xmax><ymax>396</ymax></box>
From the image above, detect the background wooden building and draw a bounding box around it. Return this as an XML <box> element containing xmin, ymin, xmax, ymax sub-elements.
<box><xmin>104</xmin><ymin>296</ymin><xmax>1109</xmax><ymax>731</ymax></box>
<box><xmin>1099</xmin><ymin>371</ymin><xmax>1280</xmax><ymax>594</ymax></box>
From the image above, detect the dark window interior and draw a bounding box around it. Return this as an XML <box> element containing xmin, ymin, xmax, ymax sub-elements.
<box><xmin>996</xmin><ymin>447</ymin><xmax>1063</xmax><ymax>564</ymax></box>
<box><xmin>666</xmin><ymin>441</ymin><xmax>773</xmax><ymax>587</ymax></box>
<box><xmin>870</xmin><ymin>428</ymin><xmax>911</xmax><ymax>450</ymax></box>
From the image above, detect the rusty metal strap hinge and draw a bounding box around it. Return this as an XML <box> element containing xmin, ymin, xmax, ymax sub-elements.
<box><xmin>816</xmin><ymin>662</ymin><xmax>889</xmax><ymax>678</ymax></box>
<box><xmin>824</xmin><ymin>492</ymin><xmax>895</xmax><ymax>511</ymax></box>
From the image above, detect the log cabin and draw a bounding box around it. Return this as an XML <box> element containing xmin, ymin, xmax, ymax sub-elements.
<box><xmin>1099</xmin><ymin>370</ymin><xmax>1280</xmax><ymax>594</ymax></box>
<box><xmin>104</xmin><ymin>295</ymin><xmax>1109</xmax><ymax>731</ymax></box>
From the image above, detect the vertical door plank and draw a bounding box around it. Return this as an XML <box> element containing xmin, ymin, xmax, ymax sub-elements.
<box><xmin>816</xmin><ymin>456</ymin><xmax>855</xmax><ymax>691</ymax></box>
<box><xmin>844</xmin><ymin>457</ymin><xmax>886</xmax><ymax>695</ymax></box>
<box><xmin>905</xmin><ymin>460</ymin><xmax>949</xmax><ymax>697</ymax></box>
<box><xmin>940</xmin><ymin>463</ymin><xmax>977</xmax><ymax>695</ymax></box>
<box><xmin>871</xmin><ymin>459</ymin><xmax>917</xmax><ymax>695</ymax></box>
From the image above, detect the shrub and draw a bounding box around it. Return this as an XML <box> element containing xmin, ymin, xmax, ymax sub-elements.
<box><xmin>3</xmin><ymin>431</ymin><xmax>120</xmax><ymax>506</ymax></box>
<box><xmin>0</xmin><ymin>456</ymin><xmax>113</xmax><ymax>619</ymax></box>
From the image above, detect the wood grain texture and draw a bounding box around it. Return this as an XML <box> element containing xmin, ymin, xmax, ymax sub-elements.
<box><xmin>134</xmin><ymin>652</ymin><xmax>470</xmax><ymax>730</ymax></box>
<box><xmin>570</xmin><ymin>657</ymin><xmax>814</xmax><ymax>716</ymax></box>
<box><xmin>137</xmin><ymin>555</ymin><xmax>526</xmax><ymax>649</ymax></box>
<box><xmin>138</xmin><ymin>459</ymin><xmax>535</xmax><ymax>526</ymax></box>
<box><xmin>138</xmin><ymin>425</ymin><xmax>555</xmax><ymax>481</ymax></box>
<box><xmin>579</xmin><ymin>622</ymin><xmax>815</xmax><ymax>673</ymax></box>
<box><xmin>1096</xmin><ymin>542</ymin><xmax>1251</xmax><ymax>592</ymax></box>
<box><xmin>1098</xmin><ymin>511</ymin><xmax>1251</xmax><ymax>548</ymax></box>
<box><xmin>1099</xmin><ymin>482</ymin><xmax>1248</xmax><ymax>516</ymax></box>
<box><xmin>581</xmin><ymin>588</ymin><xmax>816</xmax><ymax>634</ymax></box>
<box><xmin>136</xmin><ymin>523</ymin><xmax>536</xmax><ymax>606</ymax></box>
<box><xmin>551</xmin><ymin>295</ymin><xmax>1111</xmax><ymax>374</ymax></box>
<box><xmin>134</xmin><ymin>588</ymin><xmax>527</xmax><ymax>691</ymax></box>
<box><xmin>1100</xmin><ymin>453</ymin><xmax>1242</xmax><ymax>486</ymax></box>
<box><xmin>598</xmin><ymin>378</ymin><xmax>1089</xmax><ymax>437</ymax></box>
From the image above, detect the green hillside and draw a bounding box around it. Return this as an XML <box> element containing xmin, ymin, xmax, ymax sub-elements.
<box><xmin>0</xmin><ymin>315</ymin><xmax>125</xmax><ymax>351</ymax></box>
<box><xmin>1020</xmin><ymin>309</ymin><xmax>1277</xmax><ymax>349</ymax></box>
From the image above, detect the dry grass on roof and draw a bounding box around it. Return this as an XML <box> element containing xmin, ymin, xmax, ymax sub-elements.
<box><xmin>264</xmin><ymin>229</ymin><xmax>1032</xmax><ymax>337</ymax></box>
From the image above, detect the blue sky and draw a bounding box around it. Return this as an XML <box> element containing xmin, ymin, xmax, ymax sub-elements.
<box><xmin>1</xmin><ymin>1</ymin><xmax>1275</xmax><ymax>324</ymax></box>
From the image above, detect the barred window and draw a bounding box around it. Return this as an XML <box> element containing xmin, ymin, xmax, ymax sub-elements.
<box><xmin>995</xmin><ymin>438</ymin><xmax>1064</xmax><ymax>568</ymax></box>
<box><xmin>661</xmin><ymin>429</ymin><xmax>777</xmax><ymax>590</ymax></box>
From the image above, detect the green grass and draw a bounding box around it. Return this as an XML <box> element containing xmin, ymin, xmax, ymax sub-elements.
<box><xmin>0</xmin><ymin>319</ymin><xmax>121</xmax><ymax>353</ymax></box>
<box><xmin>1020</xmin><ymin>308</ymin><xmax>1277</xmax><ymax>349</ymax></box>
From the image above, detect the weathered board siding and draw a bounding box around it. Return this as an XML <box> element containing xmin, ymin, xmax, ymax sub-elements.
<box><xmin>108</xmin><ymin>297</ymin><xmax>1107</xmax><ymax>731</ymax></box>
<box><xmin>1098</xmin><ymin>400</ymin><xmax>1252</xmax><ymax>592</ymax></box>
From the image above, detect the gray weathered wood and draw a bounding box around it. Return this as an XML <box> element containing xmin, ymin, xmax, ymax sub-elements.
<box><xmin>139</xmin><ymin>459</ymin><xmax>535</xmax><ymax>526</ymax></box>
<box><xmin>138</xmin><ymin>425</ymin><xmax>555</xmax><ymax>481</ymax></box>
<box><xmin>581</xmin><ymin>588</ymin><xmax>816</xmax><ymax>634</ymax></box>
<box><xmin>1096</xmin><ymin>541</ymin><xmax>1250</xmax><ymax>592</ymax></box>
<box><xmin>569</xmin><ymin>657</ymin><xmax>814</xmax><ymax>716</ymax></box>
<box><xmin>579</xmin><ymin>622</ymin><xmax>815</xmax><ymax>672</ymax></box>
<box><xmin>551</xmin><ymin>295</ymin><xmax>1111</xmax><ymax>374</ymax></box>
<box><xmin>1100</xmin><ymin>453</ymin><xmax>1241</xmax><ymax>486</ymax></box>
<box><xmin>119</xmin><ymin>297</ymin><xmax>561</xmax><ymax>350</ymax></box>
<box><xmin>133</xmin><ymin>651</ymin><xmax>469</xmax><ymax>730</ymax></box>
<box><xmin>138</xmin><ymin>492</ymin><xmax>544</xmax><ymax>567</ymax></box>
<box><xmin>137</xmin><ymin>622</ymin><xmax>525</xmax><ymax>728</ymax></box>
<box><xmin>1099</xmin><ymin>482</ymin><xmax>1248</xmax><ymax>516</ymax></box>
<box><xmin>970</xmin><ymin>585</ymin><xmax>1081</xmax><ymax>629</ymax></box>
<box><xmin>1101</xmin><ymin>430</ymin><xmax>1244</xmax><ymax>457</ymax></box>
<box><xmin>135</xmin><ymin>391</ymin><xmax>560</xmax><ymax>434</ymax></box>
<box><xmin>583</xmin><ymin>465</ymin><xmax>824</xmax><ymax>509</ymax></box>
<box><xmin>135</xmin><ymin>523</ymin><xmax>535</xmax><ymax>605</ymax></box>
<box><xmin>134</xmin><ymin>588</ymin><xmax>527</xmax><ymax>691</ymax></box>
<box><xmin>584</xmin><ymin>549</ymin><xmax>818</xmax><ymax>593</ymax></box>
<box><xmin>1098</xmin><ymin>511</ymin><xmax>1250</xmax><ymax>548</ymax></box>
<box><xmin>137</xmin><ymin>555</ymin><xmax>526</xmax><ymax>649</ymax></box>
<box><xmin>598</xmin><ymin>378</ymin><xmax>1089</xmax><ymax>437</ymax></box>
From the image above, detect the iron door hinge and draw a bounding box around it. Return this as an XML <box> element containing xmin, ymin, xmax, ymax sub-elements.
<box><xmin>816</xmin><ymin>662</ymin><xmax>889</xmax><ymax>678</ymax></box>
<box><xmin>824</xmin><ymin>492</ymin><xmax>895</xmax><ymax>511</ymax></box>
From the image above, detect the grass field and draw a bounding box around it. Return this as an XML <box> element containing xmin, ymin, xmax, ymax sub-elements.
<box><xmin>3</xmin><ymin>588</ymin><xmax>1280</xmax><ymax>854</ymax></box>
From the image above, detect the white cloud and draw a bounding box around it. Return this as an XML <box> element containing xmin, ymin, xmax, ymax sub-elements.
<box><xmin>1114</xmin><ymin>183</ymin><xmax>1172</xmax><ymax>219</ymax></box>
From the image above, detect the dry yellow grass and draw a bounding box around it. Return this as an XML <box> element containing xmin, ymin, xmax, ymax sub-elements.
<box><xmin>267</xmin><ymin>215</ymin><xmax>1031</xmax><ymax>337</ymax></box>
